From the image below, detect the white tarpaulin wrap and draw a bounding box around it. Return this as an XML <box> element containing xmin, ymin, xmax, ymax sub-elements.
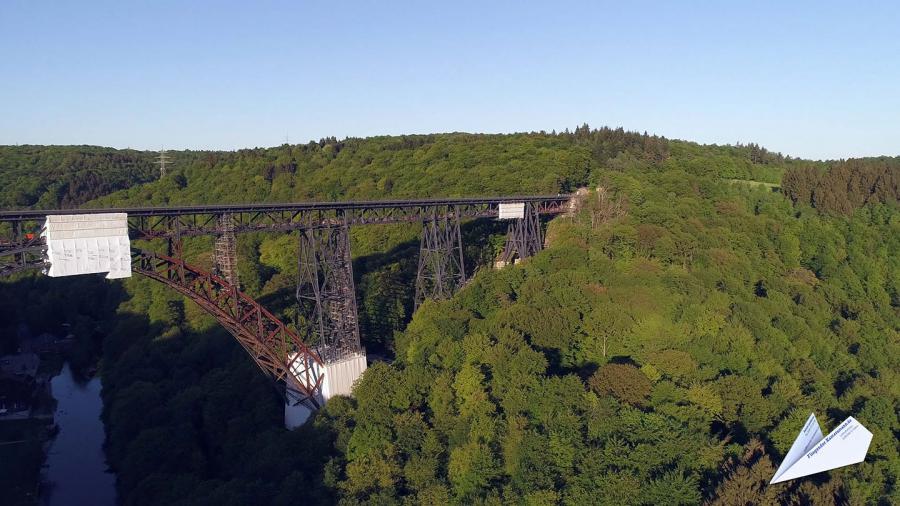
<box><xmin>498</xmin><ymin>202</ymin><xmax>525</xmax><ymax>220</ymax></box>
<box><xmin>42</xmin><ymin>213</ymin><xmax>131</xmax><ymax>279</ymax></box>
<box><xmin>284</xmin><ymin>352</ymin><xmax>367</xmax><ymax>429</ymax></box>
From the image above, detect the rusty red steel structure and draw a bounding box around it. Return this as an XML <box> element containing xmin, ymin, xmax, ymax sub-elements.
<box><xmin>132</xmin><ymin>249</ymin><xmax>324</xmax><ymax>406</ymax></box>
<box><xmin>0</xmin><ymin>220</ymin><xmax>48</xmax><ymax>276</ymax></box>
<box><xmin>0</xmin><ymin>195</ymin><xmax>572</xmax><ymax>406</ymax></box>
<box><xmin>0</xmin><ymin>244</ymin><xmax>47</xmax><ymax>277</ymax></box>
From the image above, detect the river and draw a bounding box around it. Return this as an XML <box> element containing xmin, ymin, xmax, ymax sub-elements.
<box><xmin>42</xmin><ymin>363</ymin><xmax>116</xmax><ymax>505</ymax></box>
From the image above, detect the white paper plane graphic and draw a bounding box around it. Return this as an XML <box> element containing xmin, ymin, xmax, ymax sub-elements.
<box><xmin>770</xmin><ymin>413</ymin><xmax>872</xmax><ymax>484</ymax></box>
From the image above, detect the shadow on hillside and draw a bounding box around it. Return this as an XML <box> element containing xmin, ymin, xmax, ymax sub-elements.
<box><xmin>0</xmin><ymin>272</ymin><xmax>127</xmax><ymax>378</ymax></box>
<box><xmin>254</xmin><ymin>217</ymin><xmax>510</xmax><ymax>359</ymax></box>
<box><xmin>98</xmin><ymin>308</ymin><xmax>341</xmax><ymax>503</ymax></box>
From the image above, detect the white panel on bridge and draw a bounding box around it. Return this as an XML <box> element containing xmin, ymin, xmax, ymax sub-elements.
<box><xmin>42</xmin><ymin>213</ymin><xmax>131</xmax><ymax>279</ymax></box>
<box><xmin>497</xmin><ymin>202</ymin><xmax>525</xmax><ymax>220</ymax></box>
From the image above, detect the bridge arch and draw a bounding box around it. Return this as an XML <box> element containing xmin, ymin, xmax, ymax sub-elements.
<box><xmin>131</xmin><ymin>250</ymin><xmax>324</xmax><ymax>406</ymax></box>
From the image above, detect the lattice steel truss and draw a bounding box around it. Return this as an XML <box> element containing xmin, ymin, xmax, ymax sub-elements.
<box><xmin>213</xmin><ymin>213</ymin><xmax>239</xmax><ymax>287</ymax></box>
<box><xmin>414</xmin><ymin>207</ymin><xmax>466</xmax><ymax>308</ymax></box>
<box><xmin>0</xmin><ymin>196</ymin><xmax>571</xmax><ymax>240</ymax></box>
<box><xmin>0</xmin><ymin>246</ymin><xmax>46</xmax><ymax>277</ymax></box>
<box><xmin>500</xmin><ymin>201</ymin><xmax>543</xmax><ymax>263</ymax></box>
<box><xmin>0</xmin><ymin>221</ymin><xmax>47</xmax><ymax>276</ymax></box>
<box><xmin>0</xmin><ymin>248</ymin><xmax>46</xmax><ymax>277</ymax></box>
<box><xmin>296</xmin><ymin>217</ymin><xmax>362</xmax><ymax>364</ymax></box>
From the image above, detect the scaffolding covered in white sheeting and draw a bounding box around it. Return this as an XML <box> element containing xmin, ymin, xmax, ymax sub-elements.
<box><xmin>284</xmin><ymin>351</ymin><xmax>367</xmax><ymax>429</ymax></box>
<box><xmin>497</xmin><ymin>202</ymin><xmax>525</xmax><ymax>220</ymax></box>
<box><xmin>42</xmin><ymin>213</ymin><xmax>131</xmax><ymax>279</ymax></box>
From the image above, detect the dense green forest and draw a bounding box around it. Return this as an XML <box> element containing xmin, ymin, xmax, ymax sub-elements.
<box><xmin>782</xmin><ymin>157</ymin><xmax>900</xmax><ymax>215</ymax></box>
<box><xmin>0</xmin><ymin>146</ymin><xmax>158</xmax><ymax>209</ymax></box>
<box><xmin>333</xmin><ymin>176</ymin><xmax>898</xmax><ymax>505</ymax></box>
<box><xmin>2</xmin><ymin>127</ymin><xmax>898</xmax><ymax>505</ymax></box>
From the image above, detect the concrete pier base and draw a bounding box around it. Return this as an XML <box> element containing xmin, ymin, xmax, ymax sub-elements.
<box><xmin>284</xmin><ymin>396</ymin><xmax>316</xmax><ymax>429</ymax></box>
<box><xmin>285</xmin><ymin>352</ymin><xmax>367</xmax><ymax>430</ymax></box>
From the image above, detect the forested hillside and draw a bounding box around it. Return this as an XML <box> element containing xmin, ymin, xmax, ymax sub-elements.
<box><xmin>0</xmin><ymin>146</ymin><xmax>161</xmax><ymax>209</ymax></box>
<box><xmin>325</xmin><ymin>173</ymin><xmax>899</xmax><ymax>505</ymax></box>
<box><xmin>782</xmin><ymin>157</ymin><xmax>900</xmax><ymax>214</ymax></box>
<box><xmin>2</xmin><ymin>128</ymin><xmax>898</xmax><ymax>505</ymax></box>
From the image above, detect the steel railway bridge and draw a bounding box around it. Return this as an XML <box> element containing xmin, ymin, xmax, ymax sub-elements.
<box><xmin>0</xmin><ymin>195</ymin><xmax>572</xmax><ymax>423</ymax></box>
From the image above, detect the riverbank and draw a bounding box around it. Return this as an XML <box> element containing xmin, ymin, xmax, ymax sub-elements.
<box><xmin>0</xmin><ymin>354</ymin><xmax>61</xmax><ymax>505</ymax></box>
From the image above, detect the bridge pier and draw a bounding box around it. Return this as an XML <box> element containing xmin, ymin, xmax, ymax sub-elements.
<box><xmin>414</xmin><ymin>206</ymin><xmax>466</xmax><ymax>308</ymax></box>
<box><xmin>213</xmin><ymin>213</ymin><xmax>238</xmax><ymax>286</ymax></box>
<box><xmin>497</xmin><ymin>202</ymin><xmax>543</xmax><ymax>267</ymax></box>
<box><xmin>165</xmin><ymin>216</ymin><xmax>183</xmax><ymax>259</ymax></box>
<box><xmin>296</xmin><ymin>220</ymin><xmax>362</xmax><ymax>362</ymax></box>
<box><xmin>293</xmin><ymin>218</ymin><xmax>366</xmax><ymax>427</ymax></box>
<box><xmin>285</xmin><ymin>352</ymin><xmax>368</xmax><ymax>428</ymax></box>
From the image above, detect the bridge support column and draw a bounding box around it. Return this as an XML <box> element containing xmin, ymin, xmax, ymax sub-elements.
<box><xmin>293</xmin><ymin>217</ymin><xmax>366</xmax><ymax>427</ymax></box>
<box><xmin>12</xmin><ymin>222</ymin><xmax>23</xmax><ymax>266</ymax></box>
<box><xmin>213</xmin><ymin>213</ymin><xmax>239</xmax><ymax>286</ymax></box>
<box><xmin>165</xmin><ymin>224</ymin><xmax>185</xmax><ymax>281</ymax></box>
<box><xmin>498</xmin><ymin>202</ymin><xmax>542</xmax><ymax>267</ymax></box>
<box><xmin>414</xmin><ymin>206</ymin><xmax>466</xmax><ymax>309</ymax></box>
<box><xmin>296</xmin><ymin>219</ymin><xmax>362</xmax><ymax>362</ymax></box>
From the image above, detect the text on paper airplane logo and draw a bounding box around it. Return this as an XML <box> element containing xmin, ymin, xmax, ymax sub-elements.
<box><xmin>770</xmin><ymin>413</ymin><xmax>872</xmax><ymax>484</ymax></box>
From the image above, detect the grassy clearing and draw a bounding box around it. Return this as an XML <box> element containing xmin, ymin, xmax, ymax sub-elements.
<box><xmin>725</xmin><ymin>178</ymin><xmax>780</xmax><ymax>189</ymax></box>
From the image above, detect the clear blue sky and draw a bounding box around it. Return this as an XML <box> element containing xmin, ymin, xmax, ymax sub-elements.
<box><xmin>1</xmin><ymin>1</ymin><xmax>897</xmax><ymax>160</ymax></box>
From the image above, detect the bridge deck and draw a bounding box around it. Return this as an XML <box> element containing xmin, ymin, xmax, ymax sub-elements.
<box><xmin>0</xmin><ymin>195</ymin><xmax>571</xmax><ymax>220</ymax></box>
<box><xmin>0</xmin><ymin>194</ymin><xmax>574</xmax><ymax>240</ymax></box>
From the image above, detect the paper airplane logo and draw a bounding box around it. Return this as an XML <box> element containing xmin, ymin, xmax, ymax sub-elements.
<box><xmin>770</xmin><ymin>413</ymin><xmax>872</xmax><ymax>484</ymax></box>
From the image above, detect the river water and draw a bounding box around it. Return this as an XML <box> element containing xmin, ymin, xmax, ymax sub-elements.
<box><xmin>42</xmin><ymin>363</ymin><xmax>116</xmax><ymax>505</ymax></box>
